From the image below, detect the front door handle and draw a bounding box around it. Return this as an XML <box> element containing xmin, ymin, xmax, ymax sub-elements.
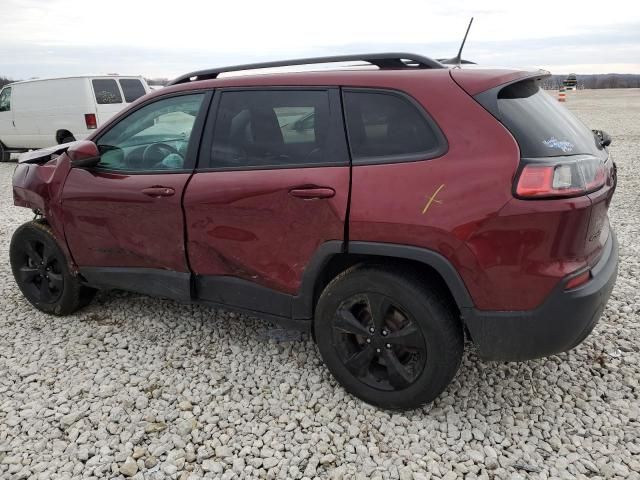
<box><xmin>142</xmin><ymin>186</ymin><xmax>175</xmax><ymax>197</ymax></box>
<box><xmin>289</xmin><ymin>187</ymin><xmax>336</xmax><ymax>199</ymax></box>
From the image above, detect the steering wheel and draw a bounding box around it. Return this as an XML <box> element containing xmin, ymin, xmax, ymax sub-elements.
<box><xmin>142</xmin><ymin>143</ymin><xmax>181</xmax><ymax>169</ymax></box>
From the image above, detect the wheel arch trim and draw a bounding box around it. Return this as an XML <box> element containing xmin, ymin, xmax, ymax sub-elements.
<box><xmin>293</xmin><ymin>240</ymin><xmax>475</xmax><ymax>320</ymax></box>
<box><xmin>347</xmin><ymin>242</ymin><xmax>474</xmax><ymax>309</ymax></box>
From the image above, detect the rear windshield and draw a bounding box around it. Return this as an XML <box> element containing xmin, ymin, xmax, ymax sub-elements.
<box><xmin>119</xmin><ymin>79</ymin><xmax>146</xmax><ymax>103</ymax></box>
<box><xmin>496</xmin><ymin>80</ymin><xmax>602</xmax><ymax>158</ymax></box>
<box><xmin>92</xmin><ymin>79</ymin><xmax>123</xmax><ymax>104</ymax></box>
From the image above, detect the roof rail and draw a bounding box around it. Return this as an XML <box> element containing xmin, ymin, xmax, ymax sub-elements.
<box><xmin>167</xmin><ymin>52</ymin><xmax>444</xmax><ymax>85</ymax></box>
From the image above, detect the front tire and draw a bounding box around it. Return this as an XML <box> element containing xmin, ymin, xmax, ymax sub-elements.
<box><xmin>314</xmin><ymin>265</ymin><xmax>463</xmax><ymax>410</ymax></box>
<box><xmin>10</xmin><ymin>221</ymin><xmax>94</xmax><ymax>315</ymax></box>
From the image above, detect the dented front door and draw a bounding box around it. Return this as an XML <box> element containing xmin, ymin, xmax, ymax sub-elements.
<box><xmin>61</xmin><ymin>92</ymin><xmax>210</xmax><ymax>274</ymax></box>
<box><xmin>61</xmin><ymin>171</ymin><xmax>191</xmax><ymax>271</ymax></box>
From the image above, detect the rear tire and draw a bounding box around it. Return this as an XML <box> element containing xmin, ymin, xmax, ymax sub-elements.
<box><xmin>10</xmin><ymin>221</ymin><xmax>95</xmax><ymax>315</ymax></box>
<box><xmin>0</xmin><ymin>142</ymin><xmax>11</xmax><ymax>162</ymax></box>
<box><xmin>314</xmin><ymin>265</ymin><xmax>463</xmax><ymax>410</ymax></box>
<box><xmin>61</xmin><ymin>135</ymin><xmax>76</xmax><ymax>144</ymax></box>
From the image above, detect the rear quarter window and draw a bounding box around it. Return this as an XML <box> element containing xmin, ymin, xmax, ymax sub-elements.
<box><xmin>492</xmin><ymin>79</ymin><xmax>603</xmax><ymax>158</ymax></box>
<box><xmin>343</xmin><ymin>89</ymin><xmax>446</xmax><ymax>164</ymax></box>
<box><xmin>92</xmin><ymin>79</ymin><xmax>123</xmax><ymax>104</ymax></box>
<box><xmin>119</xmin><ymin>79</ymin><xmax>147</xmax><ymax>103</ymax></box>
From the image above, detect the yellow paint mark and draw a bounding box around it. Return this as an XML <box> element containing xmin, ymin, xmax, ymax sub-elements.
<box><xmin>422</xmin><ymin>184</ymin><xmax>445</xmax><ymax>214</ymax></box>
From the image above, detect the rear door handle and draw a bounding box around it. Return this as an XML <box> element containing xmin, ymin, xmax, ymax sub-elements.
<box><xmin>142</xmin><ymin>186</ymin><xmax>175</xmax><ymax>197</ymax></box>
<box><xmin>289</xmin><ymin>187</ymin><xmax>336</xmax><ymax>199</ymax></box>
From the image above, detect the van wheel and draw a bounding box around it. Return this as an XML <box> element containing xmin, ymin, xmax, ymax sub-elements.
<box><xmin>0</xmin><ymin>142</ymin><xmax>11</xmax><ymax>162</ymax></box>
<box><xmin>61</xmin><ymin>135</ymin><xmax>76</xmax><ymax>144</ymax></box>
<box><xmin>10</xmin><ymin>221</ymin><xmax>95</xmax><ymax>315</ymax></box>
<box><xmin>314</xmin><ymin>265</ymin><xmax>463</xmax><ymax>410</ymax></box>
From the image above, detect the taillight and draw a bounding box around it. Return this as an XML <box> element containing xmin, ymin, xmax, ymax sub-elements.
<box><xmin>515</xmin><ymin>158</ymin><xmax>605</xmax><ymax>198</ymax></box>
<box><xmin>84</xmin><ymin>113</ymin><xmax>97</xmax><ymax>129</ymax></box>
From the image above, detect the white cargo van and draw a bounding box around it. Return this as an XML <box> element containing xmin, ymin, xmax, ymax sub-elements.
<box><xmin>0</xmin><ymin>75</ymin><xmax>150</xmax><ymax>161</ymax></box>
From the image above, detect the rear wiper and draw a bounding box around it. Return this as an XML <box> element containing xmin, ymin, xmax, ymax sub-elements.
<box><xmin>592</xmin><ymin>129</ymin><xmax>612</xmax><ymax>147</ymax></box>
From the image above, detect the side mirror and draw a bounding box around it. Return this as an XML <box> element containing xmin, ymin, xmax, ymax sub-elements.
<box><xmin>67</xmin><ymin>140</ymin><xmax>101</xmax><ymax>168</ymax></box>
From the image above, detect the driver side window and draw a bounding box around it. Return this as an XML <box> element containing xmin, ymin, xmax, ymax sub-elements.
<box><xmin>96</xmin><ymin>93</ymin><xmax>205</xmax><ymax>172</ymax></box>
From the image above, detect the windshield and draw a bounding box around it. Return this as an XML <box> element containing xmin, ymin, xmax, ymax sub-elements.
<box><xmin>496</xmin><ymin>80</ymin><xmax>604</xmax><ymax>158</ymax></box>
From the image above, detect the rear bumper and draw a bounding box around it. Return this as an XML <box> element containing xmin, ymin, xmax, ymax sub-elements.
<box><xmin>464</xmin><ymin>230</ymin><xmax>618</xmax><ymax>361</ymax></box>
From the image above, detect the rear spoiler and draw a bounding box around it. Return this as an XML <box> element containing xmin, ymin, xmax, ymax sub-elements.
<box><xmin>18</xmin><ymin>141</ymin><xmax>76</xmax><ymax>165</ymax></box>
<box><xmin>450</xmin><ymin>68</ymin><xmax>550</xmax><ymax>96</ymax></box>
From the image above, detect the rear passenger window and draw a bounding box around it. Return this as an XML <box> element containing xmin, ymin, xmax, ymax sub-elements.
<box><xmin>92</xmin><ymin>79</ymin><xmax>123</xmax><ymax>104</ymax></box>
<box><xmin>119</xmin><ymin>79</ymin><xmax>146</xmax><ymax>103</ymax></box>
<box><xmin>343</xmin><ymin>90</ymin><xmax>444</xmax><ymax>162</ymax></box>
<box><xmin>211</xmin><ymin>90</ymin><xmax>331</xmax><ymax>168</ymax></box>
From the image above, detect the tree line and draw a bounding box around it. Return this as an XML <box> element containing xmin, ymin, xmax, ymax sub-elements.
<box><xmin>1</xmin><ymin>77</ymin><xmax>14</xmax><ymax>88</ymax></box>
<box><xmin>542</xmin><ymin>74</ymin><xmax>640</xmax><ymax>89</ymax></box>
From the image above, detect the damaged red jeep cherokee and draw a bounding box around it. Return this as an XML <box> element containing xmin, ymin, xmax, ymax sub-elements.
<box><xmin>10</xmin><ymin>54</ymin><xmax>618</xmax><ymax>409</ymax></box>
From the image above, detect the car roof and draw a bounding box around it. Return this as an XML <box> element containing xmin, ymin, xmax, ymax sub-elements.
<box><xmin>154</xmin><ymin>66</ymin><xmax>545</xmax><ymax>98</ymax></box>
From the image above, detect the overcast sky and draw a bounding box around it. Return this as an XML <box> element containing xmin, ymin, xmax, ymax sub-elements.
<box><xmin>1</xmin><ymin>0</ymin><xmax>639</xmax><ymax>80</ymax></box>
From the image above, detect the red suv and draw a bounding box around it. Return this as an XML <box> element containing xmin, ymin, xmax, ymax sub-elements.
<box><xmin>10</xmin><ymin>54</ymin><xmax>618</xmax><ymax>409</ymax></box>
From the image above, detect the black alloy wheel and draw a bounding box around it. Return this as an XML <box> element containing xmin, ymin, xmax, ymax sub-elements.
<box><xmin>10</xmin><ymin>221</ymin><xmax>95</xmax><ymax>315</ymax></box>
<box><xmin>16</xmin><ymin>237</ymin><xmax>65</xmax><ymax>304</ymax></box>
<box><xmin>314</xmin><ymin>265</ymin><xmax>463</xmax><ymax>410</ymax></box>
<box><xmin>332</xmin><ymin>292</ymin><xmax>427</xmax><ymax>391</ymax></box>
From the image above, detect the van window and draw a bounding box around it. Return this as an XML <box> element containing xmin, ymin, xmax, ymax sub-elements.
<box><xmin>119</xmin><ymin>79</ymin><xmax>146</xmax><ymax>103</ymax></box>
<box><xmin>0</xmin><ymin>87</ymin><xmax>10</xmax><ymax>112</ymax></box>
<box><xmin>210</xmin><ymin>90</ymin><xmax>331</xmax><ymax>168</ymax></box>
<box><xmin>92</xmin><ymin>79</ymin><xmax>123</xmax><ymax>104</ymax></box>
<box><xmin>343</xmin><ymin>90</ymin><xmax>443</xmax><ymax>162</ymax></box>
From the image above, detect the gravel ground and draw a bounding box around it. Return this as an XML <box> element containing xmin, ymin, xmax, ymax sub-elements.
<box><xmin>1</xmin><ymin>89</ymin><xmax>639</xmax><ymax>480</ymax></box>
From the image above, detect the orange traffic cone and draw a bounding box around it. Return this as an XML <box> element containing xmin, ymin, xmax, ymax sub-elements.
<box><xmin>558</xmin><ymin>85</ymin><xmax>566</xmax><ymax>102</ymax></box>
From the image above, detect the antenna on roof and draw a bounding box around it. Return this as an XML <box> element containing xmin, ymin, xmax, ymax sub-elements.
<box><xmin>438</xmin><ymin>17</ymin><xmax>476</xmax><ymax>66</ymax></box>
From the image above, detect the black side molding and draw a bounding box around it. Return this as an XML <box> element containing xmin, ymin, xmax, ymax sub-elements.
<box><xmin>80</xmin><ymin>267</ymin><xmax>191</xmax><ymax>302</ymax></box>
<box><xmin>78</xmin><ymin>241</ymin><xmax>474</xmax><ymax>332</ymax></box>
<box><xmin>196</xmin><ymin>275</ymin><xmax>292</xmax><ymax>318</ymax></box>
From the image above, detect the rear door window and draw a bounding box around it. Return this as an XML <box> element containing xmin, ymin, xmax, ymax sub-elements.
<box><xmin>92</xmin><ymin>79</ymin><xmax>123</xmax><ymax>104</ymax></box>
<box><xmin>210</xmin><ymin>90</ymin><xmax>336</xmax><ymax>168</ymax></box>
<box><xmin>119</xmin><ymin>79</ymin><xmax>147</xmax><ymax>103</ymax></box>
<box><xmin>495</xmin><ymin>80</ymin><xmax>603</xmax><ymax>158</ymax></box>
<box><xmin>343</xmin><ymin>90</ymin><xmax>445</xmax><ymax>163</ymax></box>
